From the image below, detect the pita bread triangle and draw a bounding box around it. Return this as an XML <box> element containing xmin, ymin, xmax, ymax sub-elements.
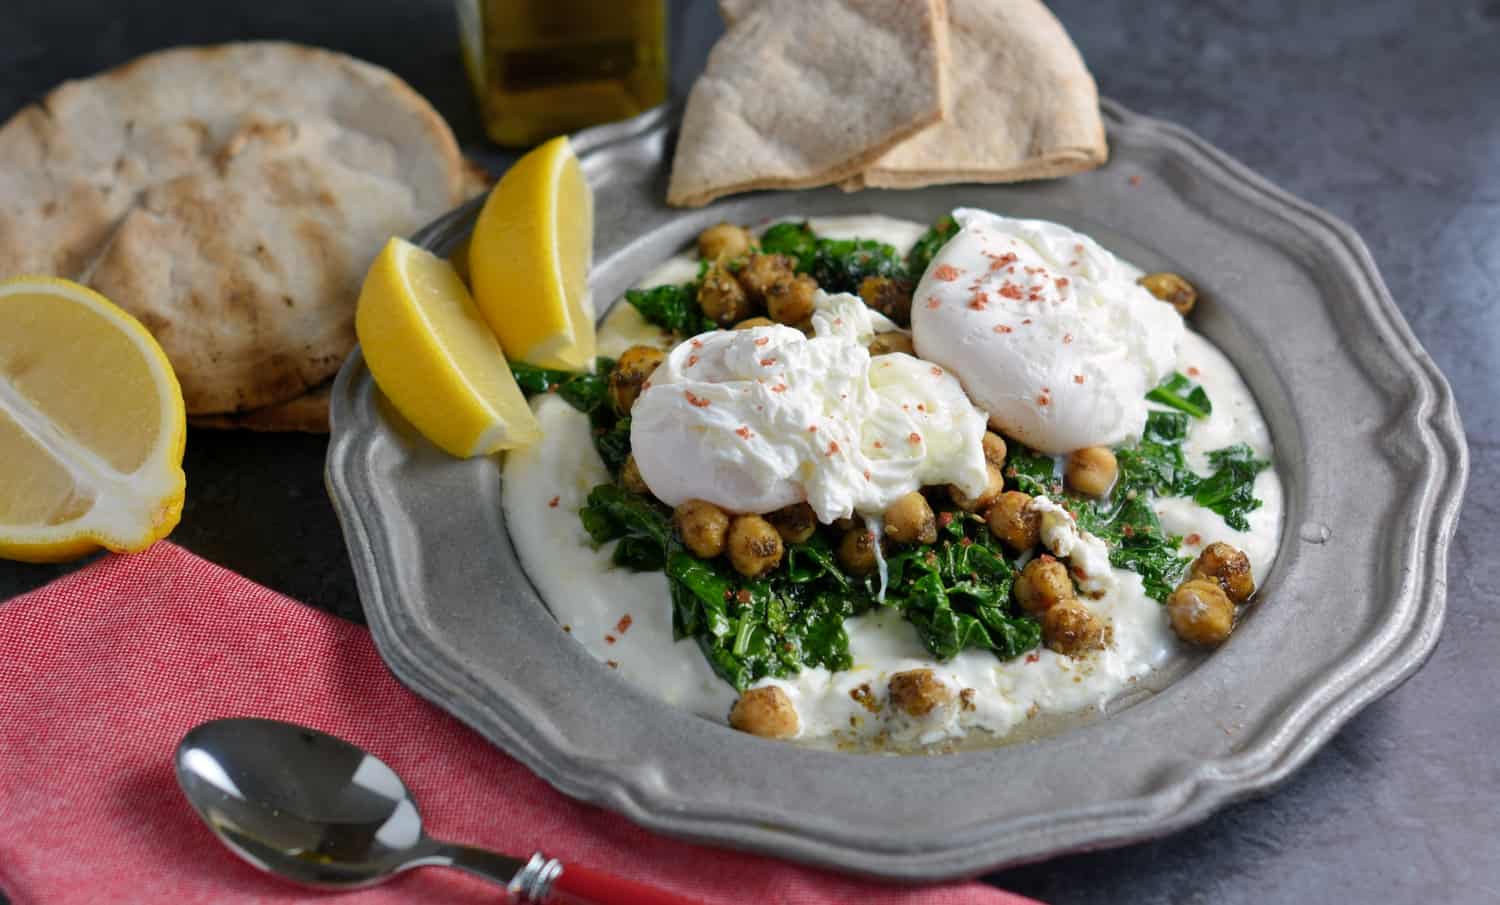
<box><xmin>855</xmin><ymin>0</ymin><xmax>1107</xmax><ymax>188</ymax></box>
<box><xmin>667</xmin><ymin>0</ymin><xmax>950</xmax><ymax>207</ymax></box>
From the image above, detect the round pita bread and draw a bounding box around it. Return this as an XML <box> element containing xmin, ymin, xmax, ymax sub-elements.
<box><xmin>0</xmin><ymin>42</ymin><xmax>465</xmax><ymax>414</ymax></box>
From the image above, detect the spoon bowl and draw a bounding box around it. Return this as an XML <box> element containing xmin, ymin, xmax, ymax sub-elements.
<box><xmin>174</xmin><ymin>717</ymin><xmax>698</xmax><ymax>904</ymax></box>
<box><xmin>174</xmin><ymin>717</ymin><xmax>451</xmax><ymax>889</ymax></box>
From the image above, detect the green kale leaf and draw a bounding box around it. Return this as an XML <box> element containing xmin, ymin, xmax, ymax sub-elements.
<box><xmin>583</xmin><ymin>483</ymin><xmax>862</xmax><ymax>691</ymax></box>
<box><xmin>758</xmin><ymin>221</ymin><xmax>819</xmax><ymax>269</ymax></box>
<box><xmin>1191</xmin><ymin>443</ymin><xmax>1271</xmax><ymax>531</ymax></box>
<box><xmin>509</xmin><ymin>361</ymin><xmax>572</xmax><ymax>396</ymax></box>
<box><xmin>1115</xmin><ymin>410</ymin><xmax>1192</xmax><ymax>496</ymax></box>
<box><xmin>1109</xmin><ymin>536</ymin><xmax>1194</xmax><ymax>601</ymax></box>
<box><xmin>577</xmin><ymin>483</ymin><xmax>670</xmax><ymax>550</ymax></box>
<box><xmin>625</xmin><ymin>283</ymin><xmax>712</xmax><ymax>336</ymax></box>
<box><xmin>1003</xmin><ymin>444</ymin><xmax>1062</xmax><ymax>496</ymax></box>
<box><xmin>667</xmin><ymin>550</ymin><xmax>734</xmax><ymax>641</ymax></box>
<box><xmin>759</xmin><ymin>221</ymin><xmax>908</xmax><ymax>292</ymax></box>
<box><xmin>667</xmin><ymin>552</ymin><xmax>860</xmax><ymax>691</ymax></box>
<box><xmin>510</xmin><ymin>356</ymin><xmax>614</xmax><ymax>415</ymax></box>
<box><xmin>612</xmin><ymin>535</ymin><xmax>666</xmax><ymax>571</ymax></box>
<box><xmin>1147</xmin><ymin>372</ymin><xmax>1213</xmax><ymax>419</ymax></box>
<box><xmin>576</xmin><ymin>484</ymin><xmax>1041</xmax><ymax>689</ymax></box>
<box><xmin>808</xmin><ymin>238</ymin><xmax>906</xmax><ymax>293</ymax></box>
<box><xmin>784</xmin><ymin>533</ymin><xmax>849</xmax><ymax>589</ymax></box>
<box><xmin>906</xmin><ymin>214</ymin><xmax>958</xmax><ymax>278</ymax></box>
<box><xmin>591</xmin><ymin>415</ymin><xmax>632</xmax><ymax>475</ymax></box>
<box><xmin>882</xmin><ymin>513</ymin><xmax>1037</xmax><ymax>661</ymax></box>
<box><xmin>1070</xmin><ymin>411</ymin><xmax>1195</xmax><ymax>600</ymax></box>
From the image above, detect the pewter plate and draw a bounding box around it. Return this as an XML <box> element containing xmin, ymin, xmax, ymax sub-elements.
<box><xmin>326</xmin><ymin>101</ymin><xmax>1467</xmax><ymax>879</ymax></box>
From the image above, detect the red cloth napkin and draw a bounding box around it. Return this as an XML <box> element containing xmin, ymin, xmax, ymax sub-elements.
<box><xmin>0</xmin><ymin>543</ymin><xmax>1039</xmax><ymax>905</ymax></box>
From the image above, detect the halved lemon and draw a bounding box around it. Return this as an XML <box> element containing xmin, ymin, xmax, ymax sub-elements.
<box><xmin>356</xmin><ymin>237</ymin><xmax>542</xmax><ymax>458</ymax></box>
<box><xmin>469</xmin><ymin>135</ymin><xmax>596</xmax><ymax>370</ymax></box>
<box><xmin>0</xmin><ymin>277</ymin><xmax>186</xmax><ymax>562</ymax></box>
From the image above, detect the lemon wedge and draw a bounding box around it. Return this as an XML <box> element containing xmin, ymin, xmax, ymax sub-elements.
<box><xmin>356</xmin><ymin>237</ymin><xmax>542</xmax><ymax>457</ymax></box>
<box><xmin>469</xmin><ymin>135</ymin><xmax>596</xmax><ymax>370</ymax></box>
<box><xmin>0</xmin><ymin>277</ymin><xmax>186</xmax><ymax>562</ymax></box>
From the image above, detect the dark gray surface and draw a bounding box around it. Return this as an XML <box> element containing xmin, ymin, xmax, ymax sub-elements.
<box><xmin>0</xmin><ymin>0</ymin><xmax>1494</xmax><ymax>901</ymax></box>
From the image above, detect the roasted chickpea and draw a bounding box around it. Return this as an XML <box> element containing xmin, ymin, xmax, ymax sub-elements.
<box><xmin>737</xmin><ymin>252</ymin><xmax>797</xmax><ymax>301</ymax></box>
<box><xmin>674</xmin><ymin>499</ymin><xmax>729</xmax><ymax>559</ymax></box>
<box><xmin>727</xmin><ymin>514</ymin><xmax>784</xmax><ymax>578</ymax></box>
<box><xmin>883</xmin><ymin>492</ymin><xmax>937</xmax><ymax>545</ymax></box>
<box><xmin>1167</xmin><ymin>579</ymin><xmax>1235</xmax><ymax>646</ymax></box>
<box><xmin>1043</xmin><ymin>599</ymin><xmax>1107</xmax><ymax>655</ymax></box>
<box><xmin>697</xmin><ymin>222</ymin><xmax>753</xmax><ymax>261</ymax></box>
<box><xmin>766</xmin><ymin>502</ymin><xmax>816</xmax><ymax>545</ymax></box>
<box><xmin>728</xmin><ymin>686</ymin><xmax>799</xmax><ymax>738</ymax></box>
<box><xmin>837</xmin><ymin>525</ymin><xmax>881</xmax><ymax>576</ymax></box>
<box><xmin>1191</xmin><ymin>542</ymin><xmax>1256</xmax><ymax>603</ymax></box>
<box><xmin>867</xmin><ymin>332</ymin><xmax>915</xmax><ymax>356</ymax></box>
<box><xmin>887</xmin><ymin>669</ymin><xmax>954</xmax><ymax>718</ymax></box>
<box><xmin>733</xmin><ymin>316</ymin><xmax>776</xmax><ymax>330</ymax></box>
<box><xmin>1014</xmin><ymin>555</ymin><xmax>1074</xmax><ymax>614</ymax></box>
<box><xmin>982</xmin><ymin>431</ymin><xmax>1008</xmax><ymax>468</ymax></box>
<box><xmin>1065</xmin><ymin>446</ymin><xmax>1118</xmax><ymax>498</ymax></box>
<box><xmin>1138</xmin><ymin>272</ymin><xmax>1198</xmax><ymax>316</ymax></box>
<box><xmin>949</xmin><ymin>463</ymin><xmax>1005</xmax><ymax>513</ymax></box>
<box><xmin>607</xmin><ymin>344</ymin><xmax>664</xmax><ymax>413</ymax></box>
<box><xmin>986</xmin><ymin>491</ymin><xmax>1040</xmax><ymax>551</ymax></box>
<box><xmin>698</xmin><ymin>260</ymin><xmax>753</xmax><ymax>326</ymax></box>
<box><xmin>766</xmin><ymin>273</ymin><xmax>818</xmax><ymax>325</ymax></box>
<box><xmin>857</xmin><ymin>275</ymin><xmax>915</xmax><ymax>327</ymax></box>
<box><xmin>619</xmin><ymin>454</ymin><xmax>651</xmax><ymax>495</ymax></box>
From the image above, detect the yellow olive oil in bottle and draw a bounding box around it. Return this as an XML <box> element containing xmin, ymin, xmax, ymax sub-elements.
<box><xmin>458</xmin><ymin>0</ymin><xmax>668</xmax><ymax>147</ymax></box>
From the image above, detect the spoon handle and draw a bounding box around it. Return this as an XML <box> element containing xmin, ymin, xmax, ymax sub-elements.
<box><xmin>548</xmin><ymin>859</ymin><xmax>703</xmax><ymax>905</ymax></box>
<box><xmin>432</xmin><ymin>845</ymin><xmax>701</xmax><ymax>905</ymax></box>
<box><xmin>428</xmin><ymin>841</ymin><xmax>529</xmax><ymax>886</ymax></box>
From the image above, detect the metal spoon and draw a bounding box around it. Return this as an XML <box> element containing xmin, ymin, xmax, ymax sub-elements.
<box><xmin>175</xmin><ymin>717</ymin><xmax>698</xmax><ymax>904</ymax></box>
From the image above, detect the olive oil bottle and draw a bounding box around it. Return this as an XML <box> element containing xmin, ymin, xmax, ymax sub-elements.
<box><xmin>458</xmin><ymin>0</ymin><xmax>668</xmax><ymax>147</ymax></box>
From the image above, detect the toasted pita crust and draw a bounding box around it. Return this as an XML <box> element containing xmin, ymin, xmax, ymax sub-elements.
<box><xmin>461</xmin><ymin>157</ymin><xmax>495</xmax><ymax>197</ymax></box>
<box><xmin>189</xmin><ymin>381</ymin><xmax>332</xmax><ymax>433</ymax></box>
<box><xmin>855</xmin><ymin>0</ymin><xmax>1106</xmax><ymax>188</ymax></box>
<box><xmin>666</xmin><ymin>0</ymin><xmax>949</xmax><ymax>207</ymax></box>
<box><xmin>0</xmin><ymin>42</ymin><xmax>465</xmax><ymax>414</ymax></box>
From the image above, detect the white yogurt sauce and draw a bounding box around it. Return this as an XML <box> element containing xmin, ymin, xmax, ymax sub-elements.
<box><xmin>500</xmin><ymin>214</ymin><xmax>1284</xmax><ymax>748</ymax></box>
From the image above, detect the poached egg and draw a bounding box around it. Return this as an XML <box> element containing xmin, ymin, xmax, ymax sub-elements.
<box><xmin>910</xmin><ymin>208</ymin><xmax>1184</xmax><ymax>454</ymax></box>
<box><xmin>631</xmin><ymin>291</ymin><xmax>989</xmax><ymax>522</ymax></box>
